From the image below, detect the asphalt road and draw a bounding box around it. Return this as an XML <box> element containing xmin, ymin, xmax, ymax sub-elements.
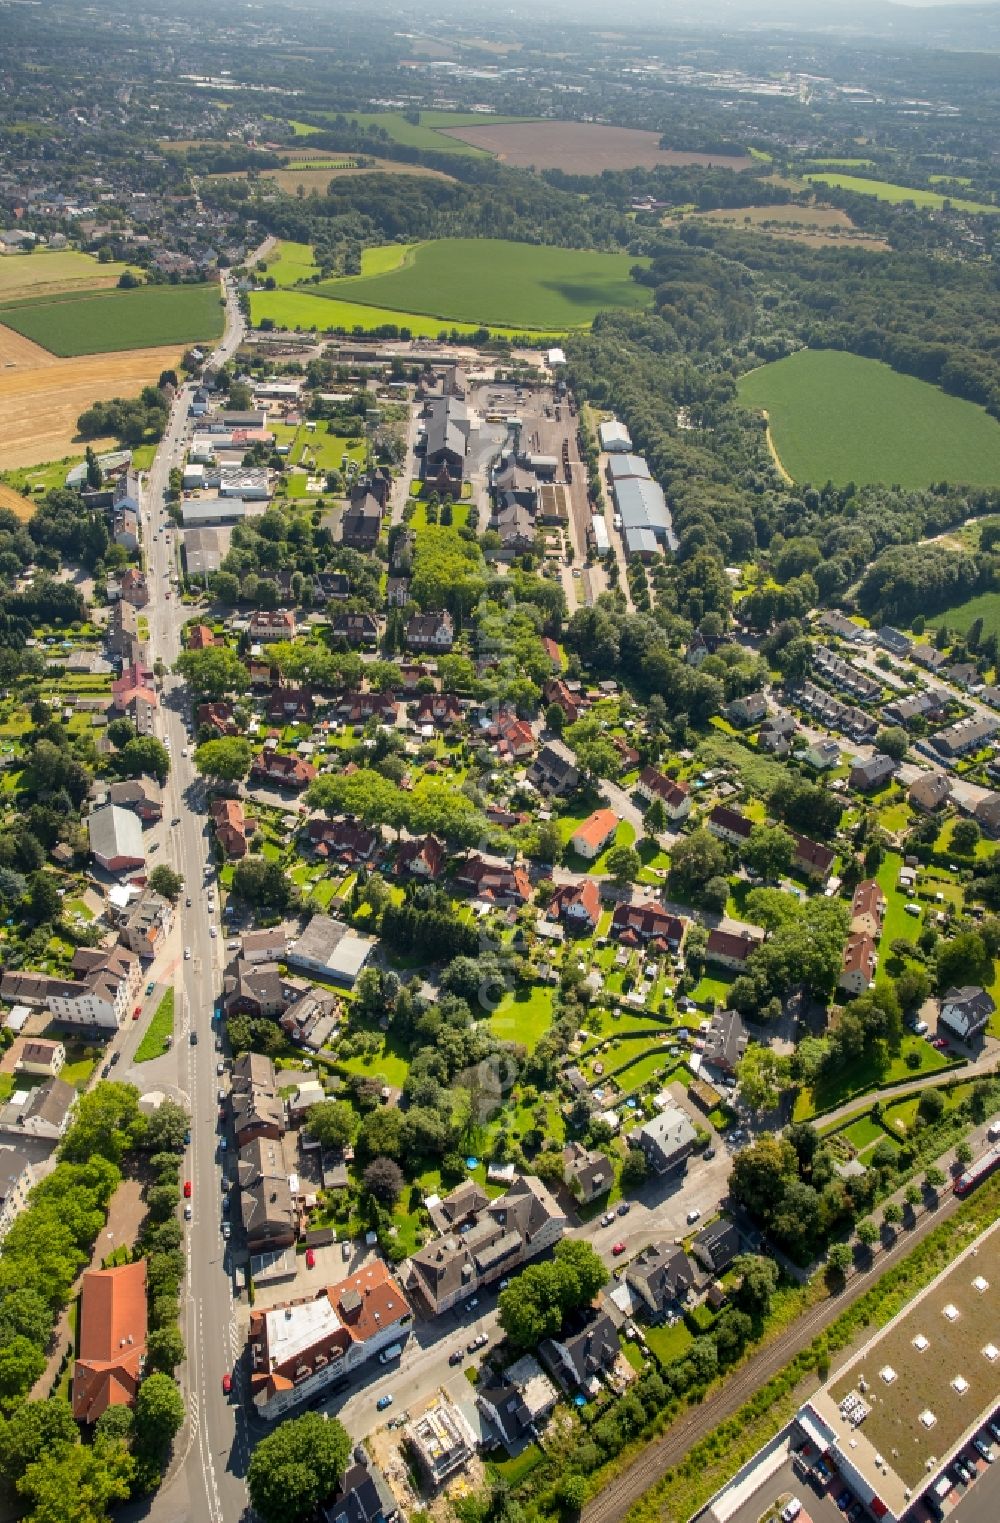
<box><xmin>129</xmin><ymin>274</ymin><xmax>257</xmax><ymax>1523</ymax></box>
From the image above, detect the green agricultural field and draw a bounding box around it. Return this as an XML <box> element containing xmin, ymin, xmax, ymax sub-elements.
<box><xmin>0</xmin><ymin>281</ymin><xmax>225</xmax><ymax>356</ymax></box>
<box><xmin>250</xmin><ymin>286</ymin><xmax>495</xmax><ymax>339</ymax></box>
<box><xmin>927</xmin><ymin>591</ymin><xmax>1000</xmax><ymax>642</ymax></box>
<box><xmin>311</xmin><ymin>238</ymin><xmax>652</xmax><ymax>331</ymax></box>
<box><xmin>327</xmin><ymin>110</ymin><xmax>530</xmax><ymax>156</ymax></box>
<box><xmin>802</xmin><ymin>157</ymin><xmax>877</xmax><ymax>170</ymax></box>
<box><xmin>738</xmin><ymin>350</ymin><xmax>1000</xmax><ymax>489</ymax></box>
<box><xmin>803</xmin><ymin>172</ymin><xmax>998</xmax><ymax>215</ymax></box>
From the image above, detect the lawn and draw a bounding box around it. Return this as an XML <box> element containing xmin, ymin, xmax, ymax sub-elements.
<box><xmin>0</xmin><ymin>282</ymin><xmax>225</xmax><ymax>357</ymax></box>
<box><xmin>489</xmin><ymin>985</ymin><xmax>555</xmax><ymax>1051</ymax></box>
<box><xmin>339</xmin><ymin>1038</ymin><xmax>410</xmax><ymax>1087</ymax></box>
<box><xmin>802</xmin><ymin>172</ymin><xmax>998</xmax><ymax>215</ymax></box>
<box><xmin>643</xmin><ymin>1319</ymin><xmax>695</xmax><ymax>1367</ymax></box>
<box><xmin>135</xmin><ymin>989</ymin><xmax>174</xmax><ymax>1063</ymax></box>
<box><xmin>311</xmin><ymin>239</ymin><xmax>653</xmax><ymax>332</ymax></box>
<box><xmin>738</xmin><ymin>350</ymin><xmax>1000</xmax><ymax>489</ymax></box>
<box><xmin>794</xmin><ymin>1036</ymin><xmax>953</xmax><ymax>1120</ymax></box>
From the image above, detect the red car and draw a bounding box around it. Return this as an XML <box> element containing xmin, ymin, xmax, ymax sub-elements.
<box><xmin>132</xmin><ymin>1005</ymin><xmax>141</xmax><ymax>1020</ymax></box>
<box><xmin>306</xmin><ymin>1249</ymin><xmax>316</xmax><ymax>1269</ymax></box>
<box><xmin>183</xmin><ymin>1180</ymin><xmax>192</xmax><ymax>1199</ymax></box>
<box><xmin>612</xmin><ymin>1241</ymin><xmax>627</xmax><ymax>1256</ymax></box>
<box><xmin>222</xmin><ymin>1373</ymin><xmax>232</xmax><ymax>1395</ymax></box>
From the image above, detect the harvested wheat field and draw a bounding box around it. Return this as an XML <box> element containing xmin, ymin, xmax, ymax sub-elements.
<box><xmin>688</xmin><ymin>202</ymin><xmax>889</xmax><ymax>250</ymax></box>
<box><xmin>0</xmin><ymin>333</ymin><xmax>184</xmax><ymax>470</ymax></box>
<box><xmin>0</xmin><ymin>482</ymin><xmax>36</xmax><ymax>520</ymax></box>
<box><xmin>213</xmin><ymin>158</ymin><xmax>454</xmax><ymax>192</ymax></box>
<box><xmin>438</xmin><ymin>120</ymin><xmax>753</xmax><ymax>173</ymax></box>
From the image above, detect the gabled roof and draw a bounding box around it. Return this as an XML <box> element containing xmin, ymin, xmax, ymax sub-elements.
<box><xmin>72</xmin><ymin>1260</ymin><xmax>147</xmax><ymax>1423</ymax></box>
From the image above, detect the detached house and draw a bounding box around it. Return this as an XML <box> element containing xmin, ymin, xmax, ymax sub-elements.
<box><xmin>543</xmin><ymin>678</ymin><xmax>582</xmax><ymax>727</ymax></box>
<box><xmin>72</xmin><ymin>1261</ymin><xmax>147</xmax><ymax>1425</ymax></box>
<box><xmin>626</xmin><ymin>1242</ymin><xmax>695</xmax><ymax>1321</ymax></box>
<box><xmin>635</xmin><ymin>768</ymin><xmax>691</xmax><ymax>822</ymax></box>
<box><xmin>454</xmin><ymin>855</ymin><xmax>531</xmax><ymax>906</ymax></box>
<box><xmin>562</xmin><ymin>1141</ymin><xmax>612</xmax><ymax>1204</ymax></box>
<box><xmin>331</xmin><ymin>613</ymin><xmax>379</xmax><ymax>650</ymax></box>
<box><xmin>849</xmin><ymin>754</ymin><xmax>896</xmax><ymax>793</ymax></box>
<box><xmin>212</xmin><ymin>797</ymin><xmax>252</xmax><ymax>858</ymax></box>
<box><xmin>405</xmin><ymin>611</ymin><xmax>454</xmax><ymax>654</ymax></box>
<box><xmin>570</xmin><ymin>808</ymin><xmax>619</xmax><ymax>861</ymax></box>
<box><xmin>527</xmin><ymin>741</ymin><xmax>579</xmax><ymax>797</ymax></box>
<box><xmin>792</xmin><ymin>834</ymin><xmax>836</xmax><ymax>882</ymax></box>
<box><xmin>539</xmin><ymin>1311</ymin><xmax>620</xmax><ymax>1394</ymax></box>
<box><xmin>627</xmin><ymin>1106</ymin><xmax>696</xmax><ymax>1175</ymax></box>
<box><xmin>706</xmin><ymin>926</ymin><xmax>760</xmax><ymax>970</ymax></box>
<box><xmin>939</xmin><ymin>985</ymin><xmax>995</xmax><ymax>1042</ymax></box>
<box><xmin>396</xmin><ymin>835</ymin><xmax>445</xmax><ymax>880</ymax></box>
<box><xmin>702</xmin><ymin>1009</ymin><xmax>748</xmax><ymax>1074</ymax></box>
<box><xmin>250</xmin><ymin>751</ymin><xmax>317</xmax><ymax>791</ymax></box>
<box><xmin>909</xmin><ymin>773</ymin><xmax>951</xmax><ymax>813</ymax></box>
<box><xmin>341</xmin><ymin>494</ymin><xmax>383</xmax><ymax>551</ymax></box>
<box><xmin>547</xmin><ymin>878</ymin><xmax>601</xmax><ymax>933</ymax></box>
<box><xmin>250</xmin><ymin>609</ymin><xmax>295</xmax><ymax>643</ymax></box>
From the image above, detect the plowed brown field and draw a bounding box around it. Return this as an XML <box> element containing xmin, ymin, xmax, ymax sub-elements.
<box><xmin>438</xmin><ymin>120</ymin><xmax>753</xmax><ymax>173</ymax></box>
<box><xmin>0</xmin><ymin>329</ymin><xmax>185</xmax><ymax>470</ymax></box>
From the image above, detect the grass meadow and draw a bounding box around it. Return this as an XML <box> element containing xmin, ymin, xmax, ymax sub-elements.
<box><xmin>0</xmin><ymin>249</ymin><xmax>135</xmax><ymax>300</ymax></box>
<box><xmin>927</xmin><ymin>591</ymin><xmax>1000</xmax><ymax>641</ymax></box>
<box><xmin>312</xmin><ymin>238</ymin><xmax>652</xmax><ymax>331</ymax></box>
<box><xmin>0</xmin><ymin>281</ymin><xmax>225</xmax><ymax>356</ymax></box>
<box><xmin>802</xmin><ymin>172</ymin><xmax>998</xmax><ymax>215</ymax></box>
<box><xmin>737</xmin><ymin>350</ymin><xmax>1000</xmax><ymax>488</ymax></box>
<box><xmin>317</xmin><ymin>110</ymin><xmax>529</xmax><ymax>156</ymax></box>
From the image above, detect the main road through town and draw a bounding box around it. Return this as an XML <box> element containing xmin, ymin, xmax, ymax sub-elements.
<box><xmin>129</xmin><ymin>264</ymin><xmax>260</xmax><ymax>1523</ymax></box>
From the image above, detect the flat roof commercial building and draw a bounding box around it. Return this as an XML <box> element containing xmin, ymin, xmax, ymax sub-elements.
<box><xmin>797</xmin><ymin>1220</ymin><xmax>1000</xmax><ymax>1522</ymax></box>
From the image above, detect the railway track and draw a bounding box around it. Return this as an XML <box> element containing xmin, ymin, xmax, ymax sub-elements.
<box><xmin>583</xmin><ymin>1190</ymin><xmax>963</xmax><ymax>1523</ymax></box>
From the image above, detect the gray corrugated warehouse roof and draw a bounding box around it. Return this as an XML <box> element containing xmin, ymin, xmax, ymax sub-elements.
<box><xmin>615</xmin><ymin>476</ymin><xmax>677</xmax><ymax>554</ymax></box>
<box><xmin>598</xmin><ymin>420</ymin><xmax>632</xmax><ymax>451</ymax></box>
<box><xmin>607</xmin><ymin>453</ymin><xmax>652</xmax><ymax>482</ymax></box>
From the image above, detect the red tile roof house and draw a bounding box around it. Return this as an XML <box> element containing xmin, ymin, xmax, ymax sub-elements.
<box><xmin>72</xmin><ymin>1260</ymin><xmax>147</xmax><ymax>1424</ymax></box>
<box><xmin>111</xmin><ymin>662</ymin><xmax>158</xmax><ymax>716</ymax></box>
<box><xmin>850</xmin><ymin>879</ymin><xmax>886</xmax><ymax>938</ymax></box>
<box><xmin>454</xmin><ymin>855</ymin><xmax>532</xmax><ymax>906</ymax></box>
<box><xmin>792</xmin><ymin>834</ymin><xmax>836</xmax><ymax>882</ymax></box>
<box><xmin>548</xmin><ymin>878</ymin><xmax>601</xmax><ymax>932</ymax></box>
<box><xmin>267</xmin><ymin>686</ymin><xmax>314</xmax><ymax>724</ymax></box>
<box><xmin>119</xmin><ymin>567</ymin><xmax>149</xmax><ymax>608</ymax></box>
<box><xmin>706</xmin><ymin>927</ymin><xmax>760</xmax><ymax>971</ymax></box>
<box><xmin>249</xmin><ymin>608</ymin><xmax>296</xmax><ymax>642</ymax></box>
<box><xmin>611</xmin><ymin>902</ymin><xmax>686</xmax><ymax>952</ymax></box>
<box><xmin>186</xmin><ymin>623</ymin><xmax>216</xmax><ymax>649</ymax></box>
<box><xmin>396</xmin><ymin>834</ymin><xmax>445</xmax><ymax>879</ymax></box>
<box><xmin>412</xmin><ymin>692</ymin><xmax>464</xmax><ymax>729</ymax></box>
<box><xmin>543</xmin><ymin>678</ymin><xmax>582</xmax><ymax>726</ymax></box>
<box><xmin>250</xmin><ymin>752</ymin><xmax>317</xmax><ymax>791</ymax></box>
<box><xmin>492</xmin><ymin>712</ymin><xmax>536</xmax><ymax>760</ymax></box>
<box><xmin>197</xmin><ymin>701</ymin><xmax>239</xmax><ymax>737</ymax></box>
<box><xmin>838</xmin><ymin>932</ymin><xmax>877</xmax><ymax>996</ymax></box>
<box><xmin>307</xmin><ymin>816</ymin><xmax>381</xmax><ymax>864</ymax></box>
<box><xmin>635</xmin><ymin>767</ymin><xmax>692</xmax><ymax>822</ymax></box>
<box><xmin>543</xmin><ymin>637</ymin><xmax>562</xmax><ymax>671</ymax></box>
<box><xmin>212</xmin><ymin>797</ymin><xmax>253</xmax><ymax>858</ymax></box>
<box><xmin>570</xmin><ymin>808</ymin><xmax>620</xmax><ymax>861</ymax></box>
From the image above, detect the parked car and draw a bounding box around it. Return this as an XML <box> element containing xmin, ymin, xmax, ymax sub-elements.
<box><xmin>617</xmin><ymin>1202</ymin><xmax>632</xmax><ymax>1217</ymax></box>
<box><xmin>686</xmin><ymin>1208</ymin><xmax>702</xmax><ymax>1225</ymax></box>
<box><xmin>953</xmin><ymin>1459</ymin><xmax>973</xmax><ymax>1485</ymax></box>
<box><xmin>184</xmin><ymin>1204</ymin><xmax>192</xmax><ymax>1221</ymax></box>
<box><xmin>132</xmin><ymin>1005</ymin><xmax>141</xmax><ymax>1020</ymax></box>
<box><xmin>780</xmin><ymin>1501</ymin><xmax>802</xmax><ymax>1523</ymax></box>
<box><xmin>342</xmin><ymin>1241</ymin><xmax>351</xmax><ymax>1261</ymax></box>
<box><xmin>376</xmin><ymin>1395</ymin><xmax>393</xmax><ymax>1412</ymax></box>
<box><xmin>600</xmin><ymin>1213</ymin><xmax>615</xmax><ymax>1227</ymax></box>
<box><xmin>222</xmin><ymin>1374</ymin><xmax>232</xmax><ymax>1395</ymax></box>
<box><xmin>612</xmin><ymin>1241</ymin><xmax>627</xmax><ymax>1256</ymax></box>
<box><xmin>145</xmin><ymin>981</ymin><xmax>155</xmax><ymax>995</ymax></box>
<box><xmin>836</xmin><ymin>1490</ymin><xmax>852</xmax><ymax>1511</ymax></box>
<box><xmin>974</xmin><ymin>1436</ymin><xmax>994</xmax><ymax>1463</ymax></box>
<box><xmin>184</xmin><ymin>1180</ymin><xmax>192</xmax><ymax>1198</ymax></box>
<box><xmin>306</xmin><ymin>1249</ymin><xmax>316</xmax><ymax>1269</ymax></box>
<box><xmin>184</xmin><ymin>946</ymin><xmax>191</xmax><ymax>960</ymax></box>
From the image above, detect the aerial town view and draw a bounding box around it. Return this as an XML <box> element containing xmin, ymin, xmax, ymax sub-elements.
<box><xmin>2</xmin><ymin>2</ymin><xmax>1000</xmax><ymax>1523</ymax></box>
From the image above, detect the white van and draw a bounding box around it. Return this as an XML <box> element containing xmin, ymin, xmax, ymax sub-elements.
<box><xmin>378</xmin><ymin>1343</ymin><xmax>403</xmax><ymax>1364</ymax></box>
